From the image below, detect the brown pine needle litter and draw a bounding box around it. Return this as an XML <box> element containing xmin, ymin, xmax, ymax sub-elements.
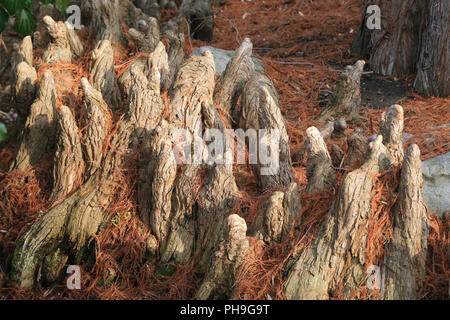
<box><xmin>0</xmin><ymin>0</ymin><xmax>448</xmax><ymax>300</ymax></box>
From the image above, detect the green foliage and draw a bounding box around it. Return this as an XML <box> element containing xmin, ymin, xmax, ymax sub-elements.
<box><xmin>155</xmin><ymin>265</ymin><xmax>177</xmax><ymax>279</ymax></box>
<box><xmin>111</xmin><ymin>211</ymin><xmax>132</xmax><ymax>227</ymax></box>
<box><xmin>0</xmin><ymin>0</ymin><xmax>27</xmax><ymax>14</ymax></box>
<box><xmin>13</xmin><ymin>7</ymin><xmax>36</xmax><ymax>36</ymax></box>
<box><xmin>0</xmin><ymin>7</ymin><xmax>8</xmax><ymax>33</ymax></box>
<box><xmin>0</xmin><ymin>0</ymin><xmax>67</xmax><ymax>36</ymax></box>
<box><xmin>0</xmin><ymin>123</ymin><xmax>6</xmax><ymax>142</ymax></box>
<box><xmin>54</xmin><ymin>0</ymin><xmax>69</xmax><ymax>17</ymax></box>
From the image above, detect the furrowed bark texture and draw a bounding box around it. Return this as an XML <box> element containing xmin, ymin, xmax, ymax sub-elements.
<box><xmin>129</xmin><ymin>16</ymin><xmax>160</xmax><ymax>52</ymax></box>
<box><xmin>9</xmin><ymin>0</ymin><xmax>201</xmax><ymax>289</ymax></box>
<box><xmin>65</xmin><ymin>22</ymin><xmax>85</xmax><ymax>58</ymax></box>
<box><xmin>353</xmin><ymin>0</ymin><xmax>449</xmax><ymax>97</ymax></box>
<box><xmin>42</xmin><ymin>16</ymin><xmax>72</xmax><ymax>64</ymax></box>
<box><xmin>249</xmin><ymin>183</ymin><xmax>302</xmax><ymax>244</ymax></box>
<box><xmin>7</xmin><ymin>5</ymin><xmax>432</xmax><ymax>300</ymax></box>
<box><xmin>304</xmin><ymin>127</ymin><xmax>337</xmax><ymax>194</ymax></box>
<box><xmin>284</xmin><ymin>105</ymin><xmax>406</xmax><ymax>300</ymax></box>
<box><xmin>414</xmin><ymin>0</ymin><xmax>449</xmax><ymax>97</ymax></box>
<box><xmin>12</xmin><ymin>36</ymin><xmax>36</xmax><ymax>113</ymax></box>
<box><xmin>168</xmin><ymin>50</ymin><xmax>216</xmax><ymax>137</ymax></box>
<box><xmin>196</xmin><ymin>214</ymin><xmax>249</xmax><ymax>300</ymax></box>
<box><xmin>81</xmin><ymin>0</ymin><xmax>127</xmax><ymax>45</ymax></box>
<box><xmin>49</xmin><ymin>105</ymin><xmax>84</xmax><ymax>202</ymax></box>
<box><xmin>285</xmin><ymin>136</ymin><xmax>387</xmax><ymax>299</ymax></box>
<box><xmin>13</xmin><ymin>61</ymin><xmax>37</xmax><ymax>117</ymax></box>
<box><xmin>292</xmin><ymin>117</ymin><xmax>347</xmax><ymax>164</ymax></box>
<box><xmin>194</xmin><ymin>161</ymin><xmax>239</xmax><ymax>270</ymax></box>
<box><xmin>10</xmin><ymin>71</ymin><xmax>56</xmax><ymax>172</ymax></box>
<box><xmin>240</xmin><ymin>74</ymin><xmax>295</xmax><ymax>190</ymax></box>
<box><xmin>89</xmin><ymin>40</ymin><xmax>122</xmax><ymax>110</ymax></box>
<box><xmin>345</xmin><ymin>128</ymin><xmax>369</xmax><ymax>168</ymax></box>
<box><xmin>383</xmin><ymin>144</ymin><xmax>429</xmax><ymax>300</ymax></box>
<box><xmin>316</xmin><ymin>60</ymin><xmax>365</xmax><ymax>122</ymax></box>
<box><xmin>9</xmin><ymin>61</ymin><xmax>159</xmax><ymax>288</ymax></box>
<box><xmin>213</xmin><ymin>37</ymin><xmax>255</xmax><ymax>123</ymax></box>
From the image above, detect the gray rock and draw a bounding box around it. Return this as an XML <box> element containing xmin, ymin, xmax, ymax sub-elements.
<box><xmin>368</xmin><ymin>133</ymin><xmax>413</xmax><ymax>144</ymax></box>
<box><xmin>422</xmin><ymin>152</ymin><xmax>450</xmax><ymax>217</ymax></box>
<box><xmin>191</xmin><ymin>46</ymin><xmax>264</xmax><ymax>76</ymax></box>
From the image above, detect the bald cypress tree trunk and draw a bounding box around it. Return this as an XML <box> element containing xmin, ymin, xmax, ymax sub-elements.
<box><xmin>352</xmin><ymin>0</ymin><xmax>449</xmax><ymax>97</ymax></box>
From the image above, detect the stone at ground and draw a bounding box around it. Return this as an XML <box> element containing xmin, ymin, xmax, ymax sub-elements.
<box><xmin>369</xmin><ymin>133</ymin><xmax>413</xmax><ymax>143</ymax></box>
<box><xmin>422</xmin><ymin>152</ymin><xmax>450</xmax><ymax>217</ymax></box>
<box><xmin>191</xmin><ymin>46</ymin><xmax>264</xmax><ymax>75</ymax></box>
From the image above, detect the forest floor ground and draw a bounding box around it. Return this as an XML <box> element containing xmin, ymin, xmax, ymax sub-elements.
<box><xmin>0</xmin><ymin>0</ymin><xmax>448</xmax><ymax>299</ymax></box>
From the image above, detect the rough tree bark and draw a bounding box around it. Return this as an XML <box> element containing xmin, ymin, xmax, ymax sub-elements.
<box><xmin>4</xmin><ymin>1</ymin><xmax>433</xmax><ymax>300</ymax></box>
<box><xmin>352</xmin><ymin>0</ymin><xmax>449</xmax><ymax>97</ymax></box>
<box><xmin>13</xmin><ymin>36</ymin><xmax>37</xmax><ymax>117</ymax></box>
<box><xmin>10</xmin><ymin>71</ymin><xmax>56</xmax><ymax>172</ymax></box>
<box><xmin>195</xmin><ymin>214</ymin><xmax>249</xmax><ymax>300</ymax></box>
<box><xmin>239</xmin><ymin>74</ymin><xmax>295</xmax><ymax>191</ymax></box>
<box><xmin>383</xmin><ymin>144</ymin><xmax>429</xmax><ymax>300</ymax></box>
<box><xmin>214</xmin><ymin>37</ymin><xmax>255</xmax><ymax>123</ymax></box>
<box><xmin>316</xmin><ymin>60</ymin><xmax>365</xmax><ymax>122</ymax></box>
<box><xmin>284</xmin><ymin>104</ymin><xmax>416</xmax><ymax>300</ymax></box>
<box><xmin>248</xmin><ymin>182</ymin><xmax>302</xmax><ymax>244</ymax></box>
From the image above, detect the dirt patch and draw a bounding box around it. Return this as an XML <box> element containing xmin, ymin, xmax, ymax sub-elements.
<box><xmin>361</xmin><ymin>72</ymin><xmax>413</xmax><ymax>109</ymax></box>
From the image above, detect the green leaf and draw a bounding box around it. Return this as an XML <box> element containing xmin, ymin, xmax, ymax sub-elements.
<box><xmin>0</xmin><ymin>0</ymin><xmax>27</xmax><ymax>15</ymax></box>
<box><xmin>0</xmin><ymin>122</ymin><xmax>7</xmax><ymax>142</ymax></box>
<box><xmin>42</xmin><ymin>0</ymin><xmax>54</xmax><ymax>7</ymax></box>
<box><xmin>55</xmin><ymin>0</ymin><xmax>69</xmax><ymax>16</ymax></box>
<box><xmin>13</xmin><ymin>7</ymin><xmax>36</xmax><ymax>36</ymax></box>
<box><xmin>0</xmin><ymin>6</ymin><xmax>8</xmax><ymax>34</ymax></box>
